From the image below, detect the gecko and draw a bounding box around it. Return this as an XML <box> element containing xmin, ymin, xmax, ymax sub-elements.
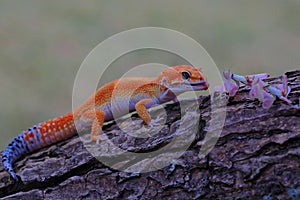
<box><xmin>2</xmin><ymin>65</ymin><xmax>209</xmax><ymax>181</ymax></box>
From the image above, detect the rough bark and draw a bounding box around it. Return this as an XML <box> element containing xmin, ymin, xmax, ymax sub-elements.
<box><xmin>0</xmin><ymin>70</ymin><xmax>299</xmax><ymax>200</ymax></box>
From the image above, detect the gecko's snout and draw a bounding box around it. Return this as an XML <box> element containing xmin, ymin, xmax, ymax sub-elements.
<box><xmin>201</xmin><ymin>81</ymin><xmax>210</xmax><ymax>90</ymax></box>
<box><xmin>204</xmin><ymin>81</ymin><xmax>210</xmax><ymax>90</ymax></box>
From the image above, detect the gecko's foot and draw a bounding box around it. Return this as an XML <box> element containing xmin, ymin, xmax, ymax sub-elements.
<box><xmin>88</xmin><ymin>134</ymin><xmax>109</xmax><ymax>145</ymax></box>
<box><xmin>87</xmin><ymin>135</ymin><xmax>99</xmax><ymax>144</ymax></box>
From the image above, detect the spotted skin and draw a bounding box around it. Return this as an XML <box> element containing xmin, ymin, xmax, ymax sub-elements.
<box><xmin>2</xmin><ymin>65</ymin><xmax>209</xmax><ymax>181</ymax></box>
<box><xmin>2</xmin><ymin>113</ymin><xmax>76</xmax><ymax>181</ymax></box>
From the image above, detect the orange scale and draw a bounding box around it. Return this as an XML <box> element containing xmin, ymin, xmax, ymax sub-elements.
<box><xmin>23</xmin><ymin>132</ymin><xmax>30</xmax><ymax>142</ymax></box>
<box><xmin>28</xmin><ymin>131</ymin><xmax>34</xmax><ymax>139</ymax></box>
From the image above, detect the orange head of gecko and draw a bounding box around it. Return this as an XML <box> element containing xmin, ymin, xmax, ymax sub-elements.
<box><xmin>157</xmin><ymin>65</ymin><xmax>209</xmax><ymax>94</ymax></box>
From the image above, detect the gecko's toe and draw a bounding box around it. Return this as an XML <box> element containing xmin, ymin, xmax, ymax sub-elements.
<box><xmin>87</xmin><ymin>135</ymin><xmax>100</xmax><ymax>144</ymax></box>
<box><xmin>88</xmin><ymin>134</ymin><xmax>109</xmax><ymax>144</ymax></box>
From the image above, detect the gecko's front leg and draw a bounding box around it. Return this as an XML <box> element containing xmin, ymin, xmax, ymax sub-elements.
<box><xmin>135</xmin><ymin>98</ymin><xmax>165</xmax><ymax>127</ymax></box>
<box><xmin>81</xmin><ymin>109</ymin><xmax>106</xmax><ymax>143</ymax></box>
<box><xmin>135</xmin><ymin>99</ymin><xmax>153</xmax><ymax>124</ymax></box>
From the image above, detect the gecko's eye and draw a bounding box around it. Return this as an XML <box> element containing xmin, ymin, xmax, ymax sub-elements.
<box><xmin>182</xmin><ymin>71</ymin><xmax>190</xmax><ymax>80</ymax></box>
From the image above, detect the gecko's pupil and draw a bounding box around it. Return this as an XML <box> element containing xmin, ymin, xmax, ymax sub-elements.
<box><xmin>182</xmin><ymin>72</ymin><xmax>190</xmax><ymax>80</ymax></box>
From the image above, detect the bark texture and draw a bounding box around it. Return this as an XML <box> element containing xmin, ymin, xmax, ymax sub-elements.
<box><xmin>0</xmin><ymin>70</ymin><xmax>299</xmax><ymax>200</ymax></box>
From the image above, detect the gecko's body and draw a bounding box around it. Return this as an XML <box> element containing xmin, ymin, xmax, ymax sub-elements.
<box><xmin>2</xmin><ymin>65</ymin><xmax>209</xmax><ymax>181</ymax></box>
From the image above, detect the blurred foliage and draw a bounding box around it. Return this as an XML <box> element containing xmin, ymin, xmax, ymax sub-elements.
<box><xmin>0</xmin><ymin>0</ymin><xmax>299</xmax><ymax>150</ymax></box>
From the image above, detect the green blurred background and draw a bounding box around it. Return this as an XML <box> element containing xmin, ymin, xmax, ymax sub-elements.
<box><xmin>0</xmin><ymin>0</ymin><xmax>299</xmax><ymax>150</ymax></box>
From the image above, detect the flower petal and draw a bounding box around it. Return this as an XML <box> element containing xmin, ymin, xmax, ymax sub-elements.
<box><xmin>262</xmin><ymin>91</ymin><xmax>275</xmax><ymax>109</ymax></box>
<box><xmin>249</xmin><ymin>77</ymin><xmax>265</xmax><ymax>101</ymax></box>
<box><xmin>251</xmin><ymin>73</ymin><xmax>269</xmax><ymax>80</ymax></box>
<box><xmin>223</xmin><ymin>70</ymin><xmax>232</xmax><ymax>80</ymax></box>
<box><xmin>228</xmin><ymin>82</ymin><xmax>239</xmax><ymax>96</ymax></box>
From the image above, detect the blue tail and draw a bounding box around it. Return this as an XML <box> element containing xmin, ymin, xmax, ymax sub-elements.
<box><xmin>2</xmin><ymin>132</ymin><xmax>29</xmax><ymax>181</ymax></box>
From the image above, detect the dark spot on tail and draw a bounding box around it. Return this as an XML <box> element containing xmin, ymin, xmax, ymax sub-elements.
<box><xmin>2</xmin><ymin>131</ymin><xmax>28</xmax><ymax>181</ymax></box>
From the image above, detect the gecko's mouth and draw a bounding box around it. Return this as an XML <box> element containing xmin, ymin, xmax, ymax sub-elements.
<box><xmin>165</xmin><ymin>80</ymin><xmax>209</xmax><ymax>93</ymax></box>
<box><xmin>188</xmin><ymin>80</ymin><xmax>209</xmax><ymax>90</ymax></box>
<box><xmin>168</xmin><ymin>80</ymin><xmax>209</xmax><ymax>94</ymax></box>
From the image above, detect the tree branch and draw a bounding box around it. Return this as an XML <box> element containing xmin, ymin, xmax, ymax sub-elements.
<box><xmin>1</xmin><ymin>70</ymin><xmax>299</xmax><ymax>199</ymax></box>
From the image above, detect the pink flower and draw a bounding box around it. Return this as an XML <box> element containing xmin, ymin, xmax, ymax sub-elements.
<box><xmin>213</xmin><ymin>71</ymin><xmax>292</xmax><ymax>109</ymax></box>
<box><xmin>261</xmin><ymin>91</ymin><xmax>276</xmax><ymax>109</ymax></box>
<box><xmin>268</xmin><ymin>74</ymin><xmax>291</xmax><ymax>104</ymax></box>
<box><xmin>249</xmin><ymin>77</ymin><xmax>275</xmax><ymax>109</ymax></box>
<box><xmin>232</xmin><ymin>73</ymin><xmax>269</xmax><ymax>85</ymax></box>
<box><xmin>211</xmin><ymin>70</ymin><xmax>239</xmax><ymax>98</ymax></box>
<box><xmin>223</xmin><ymin>70</ymin><xmax>239</xmax><ymax>96</ymax></box>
